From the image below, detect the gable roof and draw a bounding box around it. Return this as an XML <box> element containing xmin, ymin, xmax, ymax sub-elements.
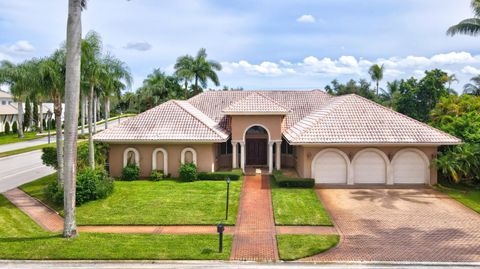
<box><xmin>222</xmin><ymin>92</ymin><xmax>291</xmax><ymax>115</ymax></box>
<box><xmin>0</xmin><ymin>90</ymin><xmax>13</xmax><ymax>99</ymax></box>
<box><xmin>93</xmin><ymin>100</ymin><xmax>229</xmax><ymax>143</ymax></box>
<box><xmin>284</xmin><ymin>94</ymin><xmax>461</xmax><ymax>145</ymax></box>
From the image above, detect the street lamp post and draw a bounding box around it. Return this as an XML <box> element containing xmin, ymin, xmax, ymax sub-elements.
<box><xmin>225</xmin><ymin>176</ymin><xmax>230</xmax><ymax>220</ymax></box>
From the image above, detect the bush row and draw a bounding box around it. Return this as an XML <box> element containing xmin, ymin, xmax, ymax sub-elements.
<box><xmin>272</xmin><ymin>170</ymin><xmax>315</xmax><ymax>188</ymax></box>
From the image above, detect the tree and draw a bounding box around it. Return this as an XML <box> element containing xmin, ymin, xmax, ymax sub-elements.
<box><xmin>0</xmin><ymin>60</ymin><xmax>36</xmax><ymax>138</ymax></box>
<box><xmin>378</xmin><ymin>80</ymin><xmax>401</xmax><ymax>109</ymax></box>
<box><xmin>447</xmin><ymin>0</ymin><xmax>480</xmax><ymax>36</ymax></box>
<box><xmin>62</xmin><ymin>0</ymin><xmax>85</xmax><ymax>239</ymax></box>
<box><xmin>464</xmin><ymin>75</ymin><xmax>480</xmax><ymax>96</ymax></box>
<box><xmin>174</xmin><ymin>55</ymin><xmax>194</xmax><ymax>98</ymax></box>
<box><xmin>368</xmin><ymin>64</ymin><xmax>384</xmax><ymax>96</ymax></box>
<box><xmin>32</xmin><ymin>98</ymin><xmax>39</xmax><ymax>131</ymax></box>
<box><xmin>445</xmin><ymin>73</ymin><xmax>459</xmax><ymax>90</ymax></box>
<box><xmin>23</xmin><ymin>96</ymin><xmax>31</xmax><ymax>132</ymax></box>
<box><xmin>324</xmin><ymin>79</ymin><xmax>376</xmax><ymax>100</ymax></box>
<box><xmin>82</xmin><ymin>30</ymin><xmax>103</xmax><ymax>169</ymax></box>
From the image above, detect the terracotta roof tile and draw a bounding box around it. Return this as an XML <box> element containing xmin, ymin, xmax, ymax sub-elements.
<box><xmin>222</xmin><ymin>92</ymin><xmax>290</xmax><ymax>114</ymax></box>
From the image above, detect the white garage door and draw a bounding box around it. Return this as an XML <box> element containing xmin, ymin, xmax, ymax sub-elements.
<box><xmin>353</xmin><ymin>151</ymin><xmax>386</xmax><ymax>184</ymax></box>
<box><xmin>313</xmin><ymin>151</ymin><xmax>348</xmax><ymax>184</ymax></box>
<box><xmin>393</xmin><ymin>151</ymin><xmax>428</xmax><ymax>184</ymax></box>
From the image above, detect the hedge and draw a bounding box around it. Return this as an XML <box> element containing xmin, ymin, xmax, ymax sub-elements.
<box><xmin>197</xmin><ymin>170</ymin><xmax>242</xmax><ymax>181</ymax></box>
<box><xmin>273</xmin><ymin>170</ymin><xmax>314</xmax><ymax>188</ymax></box>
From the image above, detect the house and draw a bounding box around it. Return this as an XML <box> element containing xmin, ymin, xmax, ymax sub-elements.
<box><xmin>93</xmin><ymin>90</ymin><xmax>461</xmax><ymax>185</ymax></box>
<box><xmin>0</xmin><ymin>90</ymin><xmax>14</xmax><ymax>105</ymax></box>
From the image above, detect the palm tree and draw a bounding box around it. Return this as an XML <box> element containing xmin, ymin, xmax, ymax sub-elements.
<box><xmin>99</xmin><ymin>54</ymin><xmax>132</xmax><ymax>129</ymax></box>
<box><xmin>81</xmin><ymin>30</ymin><xmax>103</xmax><ymax>169</ymax></box>
<box><xmin>464</xmin><ymin>75</ymin><xmax>480</xmax><ymax>96</ymax></box>
<box><xmin>446</xmin><ymin>74</ymin><xmax>459</xmax><ymax>89</ymax></box>
<box><xmin>447</xmin><ymin>0</ymin><xmax>480</xmax><ymax>36</ymax></box>
<box><xmin>38</xmin><ymin>50</ymin><xmax>66</xmax><ymax>184</ymax></box>
<box><xmin>368</xmin><ymin>64</ymin><xmax>384</xmax><ymax>96</ymax></box>
<box><xmin>0</xmin><ymin>60</ymin><xmax>37</xmax><ymax>138</ymax></box>
<box><xmin>138</xmin><ymin>68</ymin><xmax>169</xmax><ymax>107</ymax></box>
<box><xmin>379</xmin><ymin>80</ymin><xmax>400</xmax><ymax>108</ymax></box>
<box><xmin>62</xmin><ymin>0</ymin><xmax>86</xmax><ymax>239</ymax></box>
<box><xmin>174</xmin><ymin>55</ymin><xmax>194</xmax><ymax>98</ymax></box>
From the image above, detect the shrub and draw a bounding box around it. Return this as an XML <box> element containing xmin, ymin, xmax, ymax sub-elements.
<box><xmin>45</xmin><ymin>169</ymin><xmax>113</xmax><ymax>206</ymax></box>
<box><xmin>197</xmin><ymin>171</ymin><xmax>241</xmax><ymax>181</ymax></box>
<box><xmin>179</xmin><ymin>163</ymin><xmax>197</xmax><ymax>182</ymax></box>
<box><xmin>273</xmin><ymin>170</ymin><xmax>315</xmax><ymax>188</ymax></box>
<box><xmin>12</xmin><ymin>121</ymin><xmax>18</xmax><ymax>134</ymax></box>
<box><xmin>76</xmin><ymin>168</ymin><xmax>114</xmax><ymax>205</ymax></box>
<box><xmin>150</xmin><ymin>170</ymin><xmax>164</xmax><ymax>181</ymax></box>
<box><xmin>4</xmin><ymin>122</ymin><xmax>10</xmax><ymax>134</ymax></box>
<box><xmin>121</xmin><ymin>164</ymin><xmax>140</xmax><ymax>181</ymax></box>
<box><xmin>42</xmin><ymin>119</ymin><xmax>47</xmax><ymax>130</ymax></box>
<box><xmin>50</xmin><ymin>119</ymin><xmax>56</xmax><ymax>130</ymax></box>
<box><xmin>41</xmin><ymin>147</ymin><xmax>58</xmax><ymax>169</ymax></box>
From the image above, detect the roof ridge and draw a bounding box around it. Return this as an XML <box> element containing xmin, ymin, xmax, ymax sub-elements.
<box><xmin>173</xmin><ymin>100</ymin><xmax>228</xmax><ymax>139</ymax></box>
<box><xmin>284</xmin><ymin>95</ymin><xmax>351</xmax><ymax>141</ymax></box>
<box><xmin>348</xmin><ymin>94</ymin><xmax>462</xmax><ymax>143</ymax></box>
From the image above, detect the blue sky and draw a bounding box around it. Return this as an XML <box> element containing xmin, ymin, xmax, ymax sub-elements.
<box><xmin>1</xmin><ymin>0</ymin><xmax>480</xmax><ymax>92</ymax></box>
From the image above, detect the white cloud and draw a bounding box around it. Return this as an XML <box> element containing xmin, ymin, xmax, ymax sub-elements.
<box><xmin>462</xmin><ymin>65</ymin><xmax>480</xmax><ymax>75</ymax></box>
<box><xmin>297</xmin><ymin>14</ymin><xmax>316</xmax><ymax>23</ymax></box>
<box><xmin>7</xmin><ymin>40</ymin><xmax>35</xmax><ymax>53</ymax></box>
<box><xmin>124</xmin><ymin>42</ymin><xmax>152</xmax><ymax>51</ymax></box>
<box><xmin>222</xmin><ymin>60</ymin><xmax>284</xmax><ymax>76</ymax></box>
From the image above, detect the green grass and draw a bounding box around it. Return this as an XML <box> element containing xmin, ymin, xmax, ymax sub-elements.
<box><xmin>22</xmin><ymin>176</ymin><xmax>242</xmax><ymax>225</ymax></box>
<box><xmin>0</xmin><ymin>195</ymin><xmax>231</xmax><ymax>260</ymax></box>
<box><xmin>436</xmin><ymin>183</ymin><xmax>480</xmax><ymax>214</ymax></box>
<box><xmin>0</xmin><ymin>132</ymin><xmax>47</xmax><ymax>145</ymax></box>
<box><xmin>276</xmin><ymin>234</ymin><xmax>339</xmax><ymax>261</ymax></box>
<box><xmin>270</xmin><ymin>178</ymin><xmax>332</xmax><ymax>226</ymax></box>
<box><xmin>0</xmin><ymin>142</ymin><xmax>56</xmax><ymax>158</ymax></box>
<box><xmin>20</xmin><ymin>174</ymin><xmax>62</xmax><ymax>212</ymax></box>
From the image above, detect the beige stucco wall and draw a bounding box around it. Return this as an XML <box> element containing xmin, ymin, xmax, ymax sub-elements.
<box><xmin>109</xmin><ymin>143</ymin><xmax>217</xmax><ymax>178</ymax></box>
<box><xmin>295</xmin><ymin>145</ymin><xmax>438</xmax><ymax>184</ymax></box>
<box><xmin>230</xmin><ymin>115</ymin><xmax>283</xmax><ymax>141</ymax></box>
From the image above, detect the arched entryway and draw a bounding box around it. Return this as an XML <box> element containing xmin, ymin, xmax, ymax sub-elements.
<box><xmin>244</xmin><ymin>125</ymin><xmax>269</xmax><ymax>166</ymax></box>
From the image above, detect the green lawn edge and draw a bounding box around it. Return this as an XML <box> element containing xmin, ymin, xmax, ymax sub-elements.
<box><xmin>0</xmin><ymin>195</ymin><xmax>231</xmax><ymax>260</ymax></box>
<box><xmin>435</xmin><ymin>183</ymin><xmax>480</xmax><ymax>214</ymax></box>
<box><xmin>276</xmin><ymin>234</ymin><xmax>339</xmax><ymax>261</ymax></box>
<box><xmin>270</xmin><ymin>177</ymin><xmax>333</xmax><ymax>226</ymax></box>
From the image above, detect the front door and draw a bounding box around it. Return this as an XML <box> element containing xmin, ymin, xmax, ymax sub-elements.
<box><xmin>246</xmin><ymin>139</ymin><xmax>267</xmax><ymax>165</ymax></box>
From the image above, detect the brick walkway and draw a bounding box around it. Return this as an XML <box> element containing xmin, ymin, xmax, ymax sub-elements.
<box><xmin>230</xmin><ymin>175</ymin><xmax>278</xmax><ymax>262</ymax></box>
<box><xmin>3</xmin><ymin>188</ymin><xmax>64</xmax><ymax>232</ymax></box>
<box><xmin>305</xmin><ymin>188</ymin><xmax>480</xmax><ymax>262</ymax></box>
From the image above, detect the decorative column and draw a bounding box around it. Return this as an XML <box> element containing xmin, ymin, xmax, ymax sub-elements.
<box><xmin>232</xmin><ymin>141</ymin><xmax>238</xmax><ymax>169</ymax></box>
<box><xmin>275</xmin><ymin>141</ymin><xmax>281</xmax><ymax>171</ymax></box>
<box><xmin>240</xmin><ymin>141</ymin><xmax>246</xmax><ymax>172</ymax></box>
<box><xmin>268</xmin><ymin>141</ymin><xmax>274</xmax><ymax>174</ymax></box>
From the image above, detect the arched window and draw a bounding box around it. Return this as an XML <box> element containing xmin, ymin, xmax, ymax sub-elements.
<box><xmin>152</xmin><ymin>148</ymin><xmax>168</xmax><ymax>175</ymax></box>
<box><xmin>123</xmin><ymin>147</ymin><xmax>140</xmax><ymax>167</ymax></box>
<box><xmin>181</xmin><ymin>147</ymin><xmax>197</xmax><ymax>165</ymax></box>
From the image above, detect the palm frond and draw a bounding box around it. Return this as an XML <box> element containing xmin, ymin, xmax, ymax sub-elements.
<box><xmin>447</xmin><ymin>18</ymin><xmax>480</xmax><ymax>36</ymax></box>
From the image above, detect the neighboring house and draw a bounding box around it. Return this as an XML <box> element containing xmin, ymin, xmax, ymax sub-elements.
<box><xmin>93</xmin><ymin>90</ymin><xmax>461</xmax><ymax>185</ymax></box>
<box><xmin>0</xmin><ymin>90</ymin><xmax>13</xmax><ymax>105</ymax></box>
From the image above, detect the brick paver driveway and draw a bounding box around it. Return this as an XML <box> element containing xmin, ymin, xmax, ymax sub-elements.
<box><xmin>306</xmin><ymin>188</ymin><xmax>480</xmax><ymax>262</ymax></box>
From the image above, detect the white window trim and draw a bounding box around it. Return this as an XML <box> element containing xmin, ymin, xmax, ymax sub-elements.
<box><xmin>152</xmin><ymin>148</ymin><xmax>168</xmax><ymax>175</ymax></box>
<box><xmin>181</xmin><ymin>147</ymin><xmax>197</xmax><ymax>165</ymax></box>
<box><xmin>123</xmin><ymin>147</ymin><xmax>140</xmax><ymax>168</ymax></box>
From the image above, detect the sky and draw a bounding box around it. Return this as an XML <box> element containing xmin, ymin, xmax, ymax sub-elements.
<box><xmin>1</xmin><ymin>0</ymin><xmax>480</xmax><ymax>93</ymax></box>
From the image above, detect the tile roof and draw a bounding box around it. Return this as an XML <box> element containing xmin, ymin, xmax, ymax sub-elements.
<box><xmin>93</xmin><ymin>100</ymin><xmax>229</xmax><ymax>142</ymax></box>
<box><xmin>0</xmin><ymin>90</ymin><xmax>12</xmax><ymax>99</ymax></box>
<box><xmin>0</xmin><ymin>104</ymin><xmax>18</xmax><ymax>115</ymax></box>
<box><xmin>94</xmin><ymin>90</ymin><xmax>461</xmax><ymax>145</ymax></box>
<box><xmin>222</xmin><ymin>92</ymin><xmax>291</xmax><ymax>114</ymax></box>
<box><xmin>284</xmin><ymin>94</ymin><xmax>461</xmax><ymax>145</ymax></box>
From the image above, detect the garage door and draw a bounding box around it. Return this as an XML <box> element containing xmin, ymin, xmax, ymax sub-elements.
<box><xmin>393</xmin><ymin>150</ymin><xmax>428</xmax><ymax>184</ymax></box>
<box><xmin>313</xmin><ymin>151</ymin><xmax>348</xmax><ymax>184</ymax></box>
<box><xmin>353</xmin><ymin>150</ymin><xmax>387</xmax><ymax>184</ymax></box>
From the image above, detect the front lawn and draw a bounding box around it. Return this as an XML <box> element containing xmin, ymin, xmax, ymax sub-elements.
<box><xmin>21</xmin><ymin>175</ymin><xmax>242</xmax><ymax>225</ymax></box>
<box><xmin>436</xmin><ymin>183</ymin><xmax>480</xmax><ymax>214</ymax></box>
<box><xmin>0</xmin><ymin>195</ymin><xmax>231</xmax><ymax>260</ymax></box>
<box><xmin>0</xmin><ymin>132</ymin><xmax>46</xmax><ymax>145</ymax></box>
<box><xmin>270</xmin><ymin>178</ymin><xmax>332</xmax><ymax>226</ymax></box>
<box><xmin>276</xmin><ymin>234</ymin><xmax>339</xmax><ymax>261</ymax></box>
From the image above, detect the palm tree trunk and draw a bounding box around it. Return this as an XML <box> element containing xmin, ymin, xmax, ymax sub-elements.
<box><xmin>93</xmin><ymin>92</ymin><xmax>97</xmax><ymax>134</ymax></box>
<box><xmin>88</xmin><ymin>84</ymin><xmax>95</xmax><ymax>169</ymax></box>
<box><xmin>54</xmin><ymin>93</ymin><xmax>64</xmax><ymax>184</ymax></box>
<box><xmin>194</xmin><ymin>76</ymin><xmax>199</xmax><ymax>96</ymax></box>
<box><xmin>17</xmin><ymin>99</ymin><xmax>24</xmax><ymax>138</ymax></box>
<box><xmin>376</xmin><ymin>81</ymin><xmax>379</xmax><ymax>96</ymax></box>
<box><xmin>105</xmin><ymin>96</ymin><xmax>110</xmax><ymax>129</ymax></box>
<box><xmin>81</xmin><ymin>94</ymin><xmax>85</xmax><ymax>135</ymax></box>
<box><xmin>39</xmin><ymin>101</ymin><xmax>44</xmax><ymax>133</ymax></box>
<box><xmin>184</xmin><ymin>80</ymin><xmax>188</xmax><ymax>99</ymax></box>
<box><xmin>63</xmin><ymin>0</ymin><xmax>82</xmax><ymax>239</ymax></box>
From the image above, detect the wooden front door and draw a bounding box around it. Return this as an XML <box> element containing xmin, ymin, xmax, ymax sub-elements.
<box><xmin>246</xmin><ymin>139</ymin><xmax>267</xmax><ymax>165</ymax></box>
